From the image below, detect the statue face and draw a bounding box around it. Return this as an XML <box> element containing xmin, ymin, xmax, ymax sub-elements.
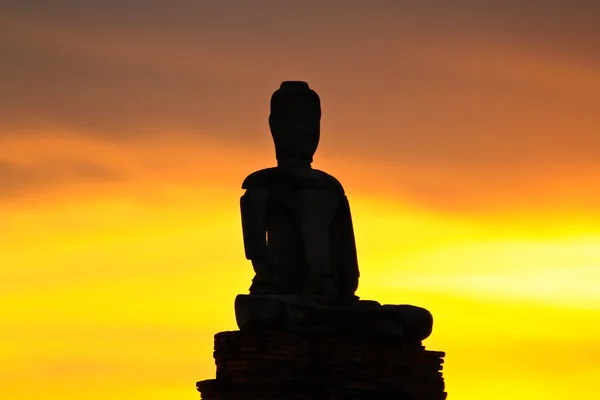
<box><xmin>269</xmin><ymin>114</ymin><xmax>320</xmax><ymax>163</ymax></box>
<box><xmin>269</xmin><ymin>81</ymin><xmax>322</xmax><ymax>165</ymax></box>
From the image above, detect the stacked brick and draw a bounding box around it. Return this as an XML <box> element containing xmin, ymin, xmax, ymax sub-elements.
<box><xmin>197</xmin><ymin>330</ymin><xmax>446</xmax><ymax>400</ymax></box>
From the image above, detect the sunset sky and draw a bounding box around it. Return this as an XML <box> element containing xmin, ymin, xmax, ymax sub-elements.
<box><xmin>1</xmin><ymin>1</ymin><xmax>600</xmax><ymax>399</ymax></box>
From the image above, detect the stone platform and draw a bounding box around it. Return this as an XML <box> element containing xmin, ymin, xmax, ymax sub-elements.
<box><xmin>197</xmin><ymin>329</ymin><xmax>446</xmax><ymax>400</ymax></box>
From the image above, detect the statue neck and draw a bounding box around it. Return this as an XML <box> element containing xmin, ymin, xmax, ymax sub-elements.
<box><xmin>277</xmin><ymin>157</ymin><xmax>312</xmax><ymax>169</ymax></box>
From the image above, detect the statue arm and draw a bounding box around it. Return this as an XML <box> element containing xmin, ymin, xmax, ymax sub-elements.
<box><xmin>332</xmin><ymin>195</ymin><xmax>360</xmax><ymax>294</ymax></box>
<box><xmin>240</xmin><ymin>189</ymin><xmax>268</xmax><ymax>261</ymax></box>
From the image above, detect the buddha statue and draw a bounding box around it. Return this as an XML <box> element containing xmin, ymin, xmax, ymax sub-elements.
<box><xmin>240</xmin><ymin>81</ymin><xmax>360</xmax><ymax>304</ymax></box>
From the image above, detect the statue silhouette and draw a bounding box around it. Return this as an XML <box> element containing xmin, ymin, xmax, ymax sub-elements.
<box><xmin>240</xmin><ymin>81</ymin><xmax>360</xmax><ymax>304</ymax></box>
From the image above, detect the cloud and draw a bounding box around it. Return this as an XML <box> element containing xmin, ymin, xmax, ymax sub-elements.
<box><xmin>1</xmin><ymin>0</ymin><xmax>599</xmax><ymax>213</ymax></box>
<box><xmin>0</xmin><ymin>159</ymin><xmax>123</xmax><ymax>198</ymax></box>
<box><xmin>1</xmin><ymin>0</ymin><xmax>598</xmax><ymax>142</ymax></box>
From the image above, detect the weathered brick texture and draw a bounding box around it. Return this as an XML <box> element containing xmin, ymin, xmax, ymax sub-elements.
<box><xmin>197</xmin><ymin>330</ymin><xmax>446</xmax><ymax>400</ymax></box>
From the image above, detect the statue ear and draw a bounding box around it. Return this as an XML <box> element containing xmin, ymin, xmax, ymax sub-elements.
<box><xmin>268</xmin><ymin>114</ymin><xmax>279</xmax><ymax>135</ymax></box>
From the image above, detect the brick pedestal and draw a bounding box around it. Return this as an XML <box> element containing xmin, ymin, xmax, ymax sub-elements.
<box><xmin>197</xmin><ymin>330</ymin><xmax>446</xmax><ymax>400</ymax></box>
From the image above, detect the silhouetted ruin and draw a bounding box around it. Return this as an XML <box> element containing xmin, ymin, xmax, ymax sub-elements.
<box><xmin>196</xmin><ymin>81</ymin><xmax>446</xmax><ymax>400</ymax></box>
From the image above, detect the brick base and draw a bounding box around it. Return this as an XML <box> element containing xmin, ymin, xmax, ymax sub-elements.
<box><xmin>197</xmin><ymin>330</ymin><xmax>446</xmax><ymax>400</ymax></box>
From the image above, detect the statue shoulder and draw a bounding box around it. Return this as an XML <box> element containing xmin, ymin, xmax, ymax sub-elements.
<box><xmin>242</xmin><ymin>167</ymin><xmax>345</xmax><ymax>193</ymax></box>
<box><xmin>312</xmin><ymin>169</ymin><xmax>345</xmax><ymax>194</ymax></box>
<box><xmin>241</xmin><ymin>168</ymin><xmax>279</xmax><ymax>189</ymax></box>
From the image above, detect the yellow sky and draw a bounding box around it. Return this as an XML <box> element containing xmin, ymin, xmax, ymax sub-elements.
<box><xmin>1</xmin><ymin>132</ymin><xmax>599</xmax><ymax>400</ymax></box>
<box><xmin>2</xmin><ymin>2</ymin><xmax>600</xmax><ymax>399</ymax></box>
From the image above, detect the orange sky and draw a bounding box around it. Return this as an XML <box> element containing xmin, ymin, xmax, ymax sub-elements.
<box><xmin>1</xmin><ymin>2</ymin><xmax>600</xmax><ymax>400</ymax></box>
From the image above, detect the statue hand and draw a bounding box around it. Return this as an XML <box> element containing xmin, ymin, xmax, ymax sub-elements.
<box><xmin>302</xmin><ymin>273</ymin><xmax>338</xmax><ymax>297</ymax></box>
<box><xmin>249</xmin><ymin>259</ymin><xmax>294</xmax><ymax>295</ymax></box>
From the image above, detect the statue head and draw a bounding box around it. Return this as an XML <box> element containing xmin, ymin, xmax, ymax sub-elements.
<box><xmin>269</xmin><ymin>81</ymin><xmax>321</xmax><ymax>167</ymax></box>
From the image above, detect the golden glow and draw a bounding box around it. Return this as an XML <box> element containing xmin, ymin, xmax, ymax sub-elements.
<box><xmin>2</xmin><ymin>132</ymin><xmax>599</xmax><ymax>400</ymax></box>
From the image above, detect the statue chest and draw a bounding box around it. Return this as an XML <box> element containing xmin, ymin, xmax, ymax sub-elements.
<box><xmin>265</xmin><ymin>188</ymin><xmax>339</xmax><ymax>227</ymax></box>
<box><xmin>264</xmin><ymin>189</ymin><xmax>340</xmax><ymax>253</ymax></box>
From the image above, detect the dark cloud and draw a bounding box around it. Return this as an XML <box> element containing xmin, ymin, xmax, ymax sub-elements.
<box><xmin>2</xmin><ymin>0</ymin><xmax>598</xmax><ymax>139</ymax></box>
<box><xmin>0</xmin><ymin>159</ymin><xmax>123</xmax><ymax>198</ymax></box>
